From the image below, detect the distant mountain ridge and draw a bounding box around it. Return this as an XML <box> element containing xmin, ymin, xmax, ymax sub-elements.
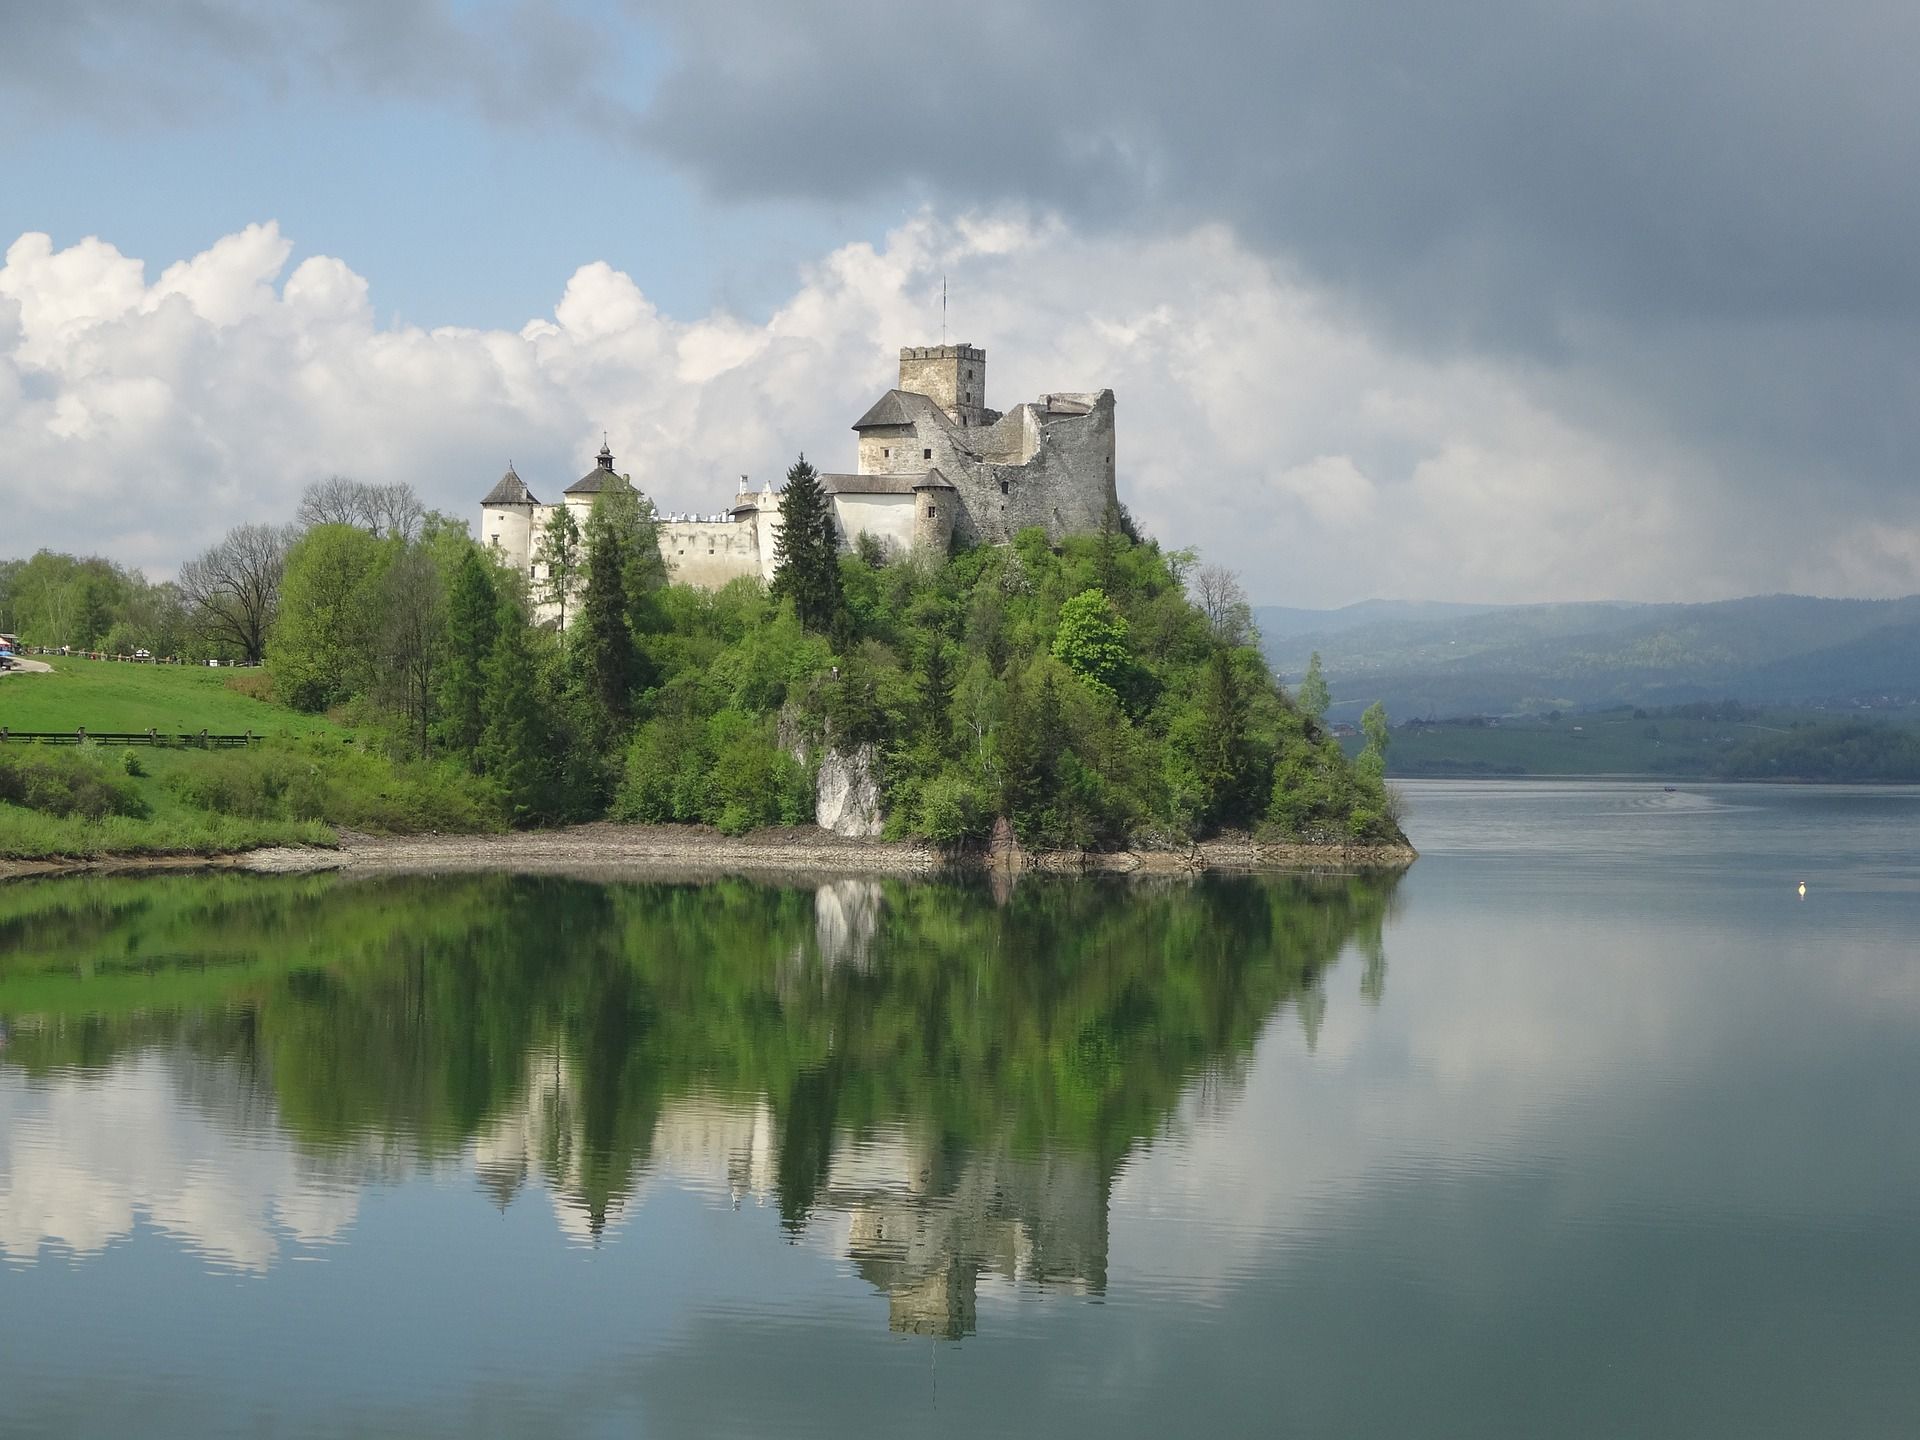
<box><xmin>1255</xmin><ymin>594</ymin><xmax>1920</xmax><ymax>717</ymax></box>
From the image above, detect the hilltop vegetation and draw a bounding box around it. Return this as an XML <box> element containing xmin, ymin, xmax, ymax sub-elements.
<box><xmin>4</xmin><ymin>466</ymin><xmax>1404</xmax><ymax>857</ymax></box>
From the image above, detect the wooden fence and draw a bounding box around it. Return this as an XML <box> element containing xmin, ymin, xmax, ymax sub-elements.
<box><xmin>0</xmin><ymin>729</ymin><xmax>262</xmax><ymax>748</ymax></box>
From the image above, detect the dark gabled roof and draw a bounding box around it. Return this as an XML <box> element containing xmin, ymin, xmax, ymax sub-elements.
<box><xmin>851</xmin><ymin>389</ymin><xmax>920</xmax><ymax>431</ymax></box>
<box><xmin>482</xmin><ymin>466</ymin><xmax>538</xmax><ymax>505</ymax></box>
<box><xmin>566</xmin><ymin>437</ymin><xmax>621</xmax><ymax>495</ymax></box>
<box><xmin>819</xmin><ymin>469</ymin><xmax>954</xmax><ymax>496</ymax></box>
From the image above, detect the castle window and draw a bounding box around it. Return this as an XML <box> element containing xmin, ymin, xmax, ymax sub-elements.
<box><xmin>923</xmin><ymin>448</ymin><xmax>932</xmax><ymax>460</ymax></box>
<box><xmin>1000</xmin><ymin>479</ymin><xmax>1010</xmax><ymax>495</ymax></box>
<box><xmin>882</xmin><ymin>447</ymin><xmax>890</xmax><ymax>458</ymax></box>
<box><xmin>965</xmin><ymin>368</ymin><xmax>972</xmax><ymax>379</ymax></box>
<box><xmin>928</xmin><ymin>505</ymin><xmax>937</xmax><ymax>517</ymax></box>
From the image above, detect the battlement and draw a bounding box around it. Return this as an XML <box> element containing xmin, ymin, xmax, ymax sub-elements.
<box><xmin>899</xmin><ymin>344</ymin><xmax>984</xmax><ymax>362</ymax></box>
<box><xmin>899</xmin><ymin>343</ymin><xmax>989</xmax><ymax>427</ymax></box>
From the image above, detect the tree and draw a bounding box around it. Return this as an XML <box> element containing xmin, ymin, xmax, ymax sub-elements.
<box><xmin>1051</xmin><ymin>588</ymin><xmax>1131</xmax><ymax>698</ymax></box>
<box><xmin>270</xmin><ymin>524</ymin><xmax>389</xmax><ymax>711</ymax></box>
<box><xmin>1196</xmin><ymin>644</ymin><xmax>1258</xmax><ymax>829</ymax></box>
<box><xmin>770</xmin><ymin>455</ymin><xmax>844</xmax><ymax>634</ymax></box>
<box><xmin>536</xmin><ymin>505</ymin><xmax>582</xmax><ymax>630</ymax></box>
<box><xmin>297</xmin><ymin>476</ymin><xmax>424</xmax><ymax>540</ymax></box>
<box><xmin>576</xmin><ymin>488</ymin><xmax>642</xmax><ymax>736</ymax></box>
<box><xmin>435</xmin><ymin>548</ymin><xmax>500</xmax><ymax>760</ymax></box>
<box><xmin>373</xmin><ymin>542</ymin><xmax>445</xmax><ymax>756</ymax></box>
<box><xmin>1193</xmin><ymin>565</ymin><xmax>1253</xmax><ymax>647</ymax></box>
<box><xmin>178</xmin><ymin>523</ymin><xmax>292</xmax><ymax>663</ymax></box>
<box><xmin>477</xmin><ymin>595</ymin><xmax>545</xmax><ymax>820</ymax></box>
<box><xmin>1297</xmin><ymin>651</ymin><xmax>1331</xmax><ymax>724</ymax></box>
<box><xmin>1356</xmin><ymin>700</ymin><xmax>1391</xmax><ymax>785</ymax></box>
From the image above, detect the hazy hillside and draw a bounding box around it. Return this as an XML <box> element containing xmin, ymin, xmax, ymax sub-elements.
<box><xmin>1257</xmin><ymin>595</ymin><xmax>1920</xmax><ymax>717</ymax></box>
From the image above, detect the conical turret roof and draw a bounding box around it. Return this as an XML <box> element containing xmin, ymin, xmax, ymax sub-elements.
<box><xmin>482</xmin><ymin>464</ymin><xmax>538</xmax><ymax>506</ymax></box>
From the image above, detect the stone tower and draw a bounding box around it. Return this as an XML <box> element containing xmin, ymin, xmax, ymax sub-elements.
<box><xmin>898</xmin><ymin>344</ymin><xmax>989</xmax><ymax>427</ymax></box>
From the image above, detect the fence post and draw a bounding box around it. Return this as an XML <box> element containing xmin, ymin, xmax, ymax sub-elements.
<box><xmin>76</xmin><ymin>727</ymin><xmax>86</xmax><ymax>743</ymax></box>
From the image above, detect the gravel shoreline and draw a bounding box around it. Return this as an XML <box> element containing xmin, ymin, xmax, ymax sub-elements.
<box><xmin>3</xmin><ymin>822</ymin><xmax>1415</xmax><ymax>882</ymax></box>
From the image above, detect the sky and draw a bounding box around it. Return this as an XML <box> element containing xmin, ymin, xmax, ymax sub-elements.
<box><xmin>2</xmin><ymin>0</ymin><xmax>1916</xmax><ymax>607</ymax></box>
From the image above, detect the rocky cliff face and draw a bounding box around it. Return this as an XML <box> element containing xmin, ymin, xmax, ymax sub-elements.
<box><xmin>816</xmin><ymin>744</ymin><xmax>885</xmax><ymax>839</ymax></box>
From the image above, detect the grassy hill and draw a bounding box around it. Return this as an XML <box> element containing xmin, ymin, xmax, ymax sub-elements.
<box><xmin>0</xmin><ymin>660</ymin><xmax>497</xmax><ymax>861</ymax></box>
<box><xmin>0</xmin><ymin>658</ymin><xmax>342</xmax><ymax>737</ymax></box>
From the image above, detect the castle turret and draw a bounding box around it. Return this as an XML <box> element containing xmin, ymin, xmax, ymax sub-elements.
<box><xmin>898</xmin><ymin>344</ymin><xmax>989</xmax><ymax>427</ymax></box>
<box><xmin>479</xmin><ymin>463</ymin><xmax>539</xmax><ymax>576</ymax></box>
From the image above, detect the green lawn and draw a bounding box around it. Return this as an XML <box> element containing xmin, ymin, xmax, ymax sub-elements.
<box><xmin>0</xmin><ymin>658</ymin><xmax>341</xmax><ymax>738</ymax></box>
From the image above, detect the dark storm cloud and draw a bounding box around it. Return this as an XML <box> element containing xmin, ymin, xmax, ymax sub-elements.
<box><xmin>627</xmin><ymin>0</ymin><xmax>1920</xmax><ymax>519</ymax></box>
<box><xmin>0</xmin><ymin>0</ymin><xmax>612</xmax><ymax>130</ymax></box>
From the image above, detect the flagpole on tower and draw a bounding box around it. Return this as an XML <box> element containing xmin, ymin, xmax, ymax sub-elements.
<box><xmin>941</xmin><ymin>275</ymin><xmax>948</xmax><ymax>344</ymax></box>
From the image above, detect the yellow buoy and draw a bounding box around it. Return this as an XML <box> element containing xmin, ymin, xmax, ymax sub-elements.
<box><xmin>1797</xmin><ymin>881</ymin><xmax>1807</xmax><ymax>897</ymax></box>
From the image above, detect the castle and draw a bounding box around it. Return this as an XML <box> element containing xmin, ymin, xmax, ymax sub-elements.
<box><xmin>480</xmin><ymin>342</ymin><xmax>1117</xmax><ymax>620</ymax></box>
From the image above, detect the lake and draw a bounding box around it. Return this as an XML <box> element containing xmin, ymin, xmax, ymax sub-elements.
<box><xmin>3</xmin><ymin>781</ymin><xmax>1918</xmax><ymax>1438</ymax></box>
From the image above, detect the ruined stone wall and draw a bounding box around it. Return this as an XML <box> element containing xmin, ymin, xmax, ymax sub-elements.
<box><xmin>940</xmin><ymin>391</ymin><xmax>1117</xmax><ymax>546</ymax></box>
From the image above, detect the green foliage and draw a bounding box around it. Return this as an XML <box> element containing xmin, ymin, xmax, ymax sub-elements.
<box><xmin>537</xmin><ymin>505</ymin><xmax>582</xmax><ymax>628</ymax></box>
<box><xmin>769</xmin><ymin>456</ymin><xmax>845</xmax><ymax>635</ymax></box>
<box><xmin>434</xmin><ymin>549</ymin><xmax>499</xmax><ymax>759</ymax></box>
<box><xmin>477</xmin><ymin>594</ymin><xmax>547</xmax><ymax>822</ymax></box>
<box><xmin>270</xmin><ymin>524</ymin><xmax>390</xmax><ymax>711</ymax></box>
<box><xmin>613</xmin><ymin>709</ymin><xmax>813</xmax><ymax>834</ymax></box>
<box><xmin>0</xmin><ymin>747</ymin><xmax>148</xmax><ymax>820</ymax></box>
<box><xmin>1051</xmin><ymin>588</ymin><xmax>1132</xmax><ymax>698</ymax></box>
<box><xmin>1297</xmin><ymin>650</ymin><xmax>1331</xmax><ymax>723</ymax></box>
<box><xmin>1716</xmin><ymin>720</ymin><xmax>1920</xmax><ymax>781</ymax></box>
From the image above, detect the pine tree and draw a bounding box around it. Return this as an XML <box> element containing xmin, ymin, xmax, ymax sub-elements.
<box><xmin>770</xmin><ymin>455</ymin><xmax>844</xmax><ymax>633</ymax></box>
<box><xmin>1198</xmin><ymin>643</ymin><xmax>1256</xmax><ymax>828</ymax></box>
<box><xmin>477</xmin><ymin>594</ymin><xmax>544</xmax><ymax>821</ymax></box>
<box><xmin>434</xmin><ymin>548</ymin><xmax>499</xmax><ymax>762</ymax></box>
<box><xmin>577</xmin><ymin>489</ymin><xmax>639</xmax><ymax>736</ymax></box>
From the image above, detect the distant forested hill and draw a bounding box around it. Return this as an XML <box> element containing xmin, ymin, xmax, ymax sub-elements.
<box><xmin>1257</xmin><ymin>595</ymin><xmax>1920</xmax><ymax>718</ymax></box>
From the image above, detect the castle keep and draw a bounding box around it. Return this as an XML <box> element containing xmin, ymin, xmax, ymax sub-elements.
<box><xmin>480</xmin><ymin>342</ymin><xmax>1117</xmax><ymax>621</ymax></box>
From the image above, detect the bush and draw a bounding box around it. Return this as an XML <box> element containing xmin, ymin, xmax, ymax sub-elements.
<box><xmin>0</xmin><ymin>748</ymin><xmax>148</xmax><ymax>820</ymax></box>
<box><xmin>915</xmin><ymin>771</ymin><xmax>994</xmax><ymax>847</ymax></box>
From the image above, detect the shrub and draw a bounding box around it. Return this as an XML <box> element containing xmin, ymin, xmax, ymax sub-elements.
<box><xmin>0</xmin><ymin>748</ymin><xmax>148</xmax><ymax>820</ymax></box>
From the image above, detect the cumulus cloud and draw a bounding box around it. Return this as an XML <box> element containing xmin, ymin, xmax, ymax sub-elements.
<box><xmin>5</xmin><ymin>215</ymin><xmax>1916</xmax><ymax>602</ymax></box>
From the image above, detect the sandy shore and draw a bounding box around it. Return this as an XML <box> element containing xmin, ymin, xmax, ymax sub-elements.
<box><xmin>2</xmin><ymin>821</ymin><xmax>1415</xmax><ymax>882</ymax></box>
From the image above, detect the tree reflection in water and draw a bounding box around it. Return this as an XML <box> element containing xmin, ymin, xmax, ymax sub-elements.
<box><xmin>0</xmin><ymin>867</ymin><xmax>1398</xmax><ymax>1335</ymax></box>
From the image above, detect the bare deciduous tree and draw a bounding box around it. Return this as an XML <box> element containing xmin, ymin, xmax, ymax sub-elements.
<box><xmin>296</xmin><ymin>476</ymin><xmax>425</xmax><ymax>540</ymax></box>
<box><xmin>178</xmin><ymin>523</ymin><xmax>293</xmax><ymax>664</ymax></box>
<box><xmin>367</xmin><ymin>483</ymin><xmax>425</xmax><ymax>542</ymax></box>
<box><xmin>297</xmin><ymin>475</ymin><xmax>374</xmax><ymax>530</ymax></box>
<box><xmin>1192</xmin><ymin>564</ymin><xmax>1254</xmax><ymax>647</ymax></box>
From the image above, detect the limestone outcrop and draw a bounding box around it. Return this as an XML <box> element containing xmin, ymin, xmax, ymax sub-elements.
<box><xmin>816</xmin><ymin>744</ymin><xmax>885</xmax><ymax>839</ymax></box>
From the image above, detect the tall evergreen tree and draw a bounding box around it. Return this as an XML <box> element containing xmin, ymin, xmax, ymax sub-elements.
<box><xmin>578</xmin><ymin>489</ymin><xmax>640</xmax><ymax>736</ymax></box>
<box><xmin>1297</xmin><ymin>651</ymin><xmax>1331</xmax><ymax>725</ymax></box>
<box><xmin>770</xmin><ymin>455</ymin><xmax>844</xmax><ymax>634</ymax></box>
<box><xmin>434</xmin><ymin>548</ymin><xmax>499</xmax><ymax>761</ymax></box>
<box><xmin>1197</xmin><ymin>643</ymin><xmax>1257</xmax><ymax>828</ymax></box>
<box><xmin>478</xmin><ymin>595</ymin><xmax>545</xmax><ymax>822</ymax></box>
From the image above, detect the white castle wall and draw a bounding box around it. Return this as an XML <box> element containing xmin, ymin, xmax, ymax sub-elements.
<box><xmin>832</xmin><ymin>492</ymin><xmax>918</xmax><ymax>557</ymax></box>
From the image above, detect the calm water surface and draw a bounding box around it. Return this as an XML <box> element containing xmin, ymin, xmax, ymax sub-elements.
<box><xmin>2</xmin><ymin>781</ymin><xmax>1917</xmax><ymax>1438</ymax></box>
